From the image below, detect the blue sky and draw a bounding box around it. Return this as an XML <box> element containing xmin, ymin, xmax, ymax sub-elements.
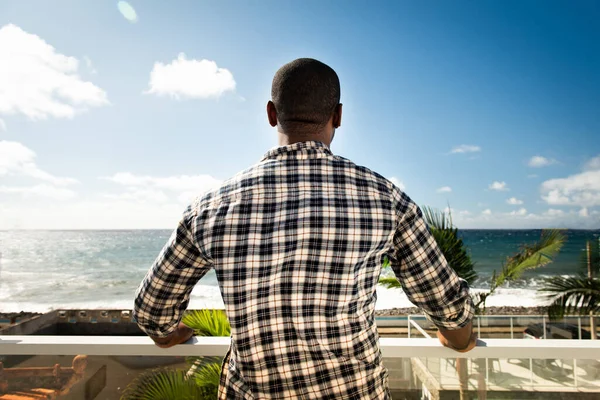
<box><xmin>0</xmin><ymin>0</ymin><xmax>599</xmax><ymax>229</ymax></box>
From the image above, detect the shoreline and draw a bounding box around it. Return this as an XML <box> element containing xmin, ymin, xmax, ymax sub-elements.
<box><xmin>374</xmin><ymin>306</ymin><xmax>549</xmax><ymax>316</ymax></box>
<box><xmin>0</xmin><ymin>306</ymin><xmax>551</xmax><ymax>322</ymax></box>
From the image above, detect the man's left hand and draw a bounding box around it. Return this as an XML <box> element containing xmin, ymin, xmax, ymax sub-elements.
<box><xmin>151</xmin><ymin>322</ymin><xmax>194</xmax><ymax>348</ymax></box>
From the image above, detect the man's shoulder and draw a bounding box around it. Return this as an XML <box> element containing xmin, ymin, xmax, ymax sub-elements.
<box><xmin>334</xmin><ymin>155</ymin><xmax>416</xmax><ymax>214</ymax></box>
<box><xmin>191</xmin><ymin>164</ymin><xmax>261</xmax><ymax>208</ymax></box>
<box><xmin>332</xmin><ymin>155</ymin><xmax>402</xmax><ymax>192</ymax></box>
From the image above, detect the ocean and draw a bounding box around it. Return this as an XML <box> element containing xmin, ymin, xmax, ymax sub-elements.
<box><xmin>0</xmin><ymin>229</ymin><xmax>598</xmax><ymax>313</ymax></box>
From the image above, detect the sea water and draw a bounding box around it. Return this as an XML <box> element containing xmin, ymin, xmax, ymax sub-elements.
<box><xmin>0</xmin><ymin>229</ymin><xmax>598</xmax><ymax>313</ymax></box>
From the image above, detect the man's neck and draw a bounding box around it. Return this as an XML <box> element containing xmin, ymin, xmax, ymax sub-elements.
<box><xmin>277</xmin><ymin>130</ymin><xmax>330</xmax><ymax>147</ymax></box>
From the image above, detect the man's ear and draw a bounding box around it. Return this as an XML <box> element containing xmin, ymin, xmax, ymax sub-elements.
<box><xmin>267</xmin><ymin>101</ymin><xmax>278</xmax><ymax>127</ymax></box>
<box><xmin>333</xmin><ymin>103</ymin><xmax>343</xmax><ymax>128</ymax></box>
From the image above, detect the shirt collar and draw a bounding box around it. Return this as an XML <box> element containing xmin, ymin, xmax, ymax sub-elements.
<box><xmin>261</xmin><ymin>141</ymin><xmax>333</xmax><ymax>161</ymax></box>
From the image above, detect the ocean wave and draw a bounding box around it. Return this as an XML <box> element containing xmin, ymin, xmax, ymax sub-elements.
<box><xmin>0</xmin><ymin>285</ymin><xmax>552</xmax><ymax>313</ymax></box>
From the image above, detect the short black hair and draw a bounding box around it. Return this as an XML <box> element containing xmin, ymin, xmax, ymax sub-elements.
<box><xmin>271</xmin><ymin>58</ymin><xmax>340</xmax><ymax>134</ymax></box>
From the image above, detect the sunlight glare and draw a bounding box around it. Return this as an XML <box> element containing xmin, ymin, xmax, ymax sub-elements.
<box><xmin>117</xmin><ymin>1</ymin><xmax>138</xmax><ymax>23</ymax></box>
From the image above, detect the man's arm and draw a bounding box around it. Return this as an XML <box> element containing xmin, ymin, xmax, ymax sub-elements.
<box><xmin>133</xmin><ymin>206</ymin><xmax>212</xmax><ymax>348</ymax></box>
<box><xmin>390</xmin><ymin>192</ymin><xmax>476</xmax><ymax>352</ymax></box>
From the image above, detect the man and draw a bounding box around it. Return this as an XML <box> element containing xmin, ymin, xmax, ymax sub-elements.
<box><xmin>133</xmin><ymin>58</ymin><xmax>476</xmax><ymax>399</ymax></box>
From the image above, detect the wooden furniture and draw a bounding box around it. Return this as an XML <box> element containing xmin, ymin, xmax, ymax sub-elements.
<box><xmin>0</xmin><ymin>356</ymin><xmax>87</xmax><ymax>399</ymax></box>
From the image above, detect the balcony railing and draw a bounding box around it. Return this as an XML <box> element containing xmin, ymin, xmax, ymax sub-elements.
<box><xmin>4</xmin><ymin>335</ymin><xmax>600</xmax><ymax>359</ymax></box>
<box><xmin>1</xmin><ymin>336</ymin><xmax>600</xmax><ymax>399</ymax></box>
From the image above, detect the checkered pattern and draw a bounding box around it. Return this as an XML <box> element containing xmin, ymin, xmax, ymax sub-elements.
<box><xmin>133</xmin><ymin>141</ymin><xmax>474</xmax><ymax>399</ymax></box>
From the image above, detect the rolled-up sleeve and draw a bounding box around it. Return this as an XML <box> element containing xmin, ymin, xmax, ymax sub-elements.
<box><xmin>390</xmin><ymin>191</ymin><xmax>474</xmax><ymax>330</ymax></box>
<box><xmin>133</xmin><ymin>206</ymin><xmax>212</xmax><ymax>337</ymax></box>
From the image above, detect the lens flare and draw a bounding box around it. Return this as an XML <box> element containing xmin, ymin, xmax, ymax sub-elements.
<box><xmin>117</xmin><ymin>1</ymin><xmax>138</xmax><ymax>23</ymax></box>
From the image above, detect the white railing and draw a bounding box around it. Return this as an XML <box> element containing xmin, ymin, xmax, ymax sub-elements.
<box><xmin>1</xmin><ymin>336</ymin><xmax>600</xmax><ymax>359</ymax></box>
<box><xmin>389</xmin><ymin>314</ymin><xmax>599</xmax><ymax>340</ymax></box>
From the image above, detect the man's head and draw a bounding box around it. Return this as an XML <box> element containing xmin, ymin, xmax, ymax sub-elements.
<box><xmin>268</xmin><ymin>58</ymin><xmax>342</xmax><ymax>146</ymax></box>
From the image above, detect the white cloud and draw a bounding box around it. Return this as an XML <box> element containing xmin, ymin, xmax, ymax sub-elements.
<box><xmin>545</xmin><ymin>209</ymin><xmax>564</xmax><ymax>217</ymax></box>
<box><xmin>0</xmin><ymin>118</ymin><xmax>6</xmax><ymax>131</ymax></box>
<box><xmin>506</xmin><ymin>197</ymin><xmax>524</xmax><ymax>205</ymax></box>
<box><xmin>104</xmin><ymin>172</ymin><xmax>221</xmax><ymax>192</ymax></box>
<box><xmin>436</xmin><ymin>186</ymin><xmax>452</xmax><ymax>193</ymax></box>
<box><xmin>541</xmin><ymin>169</ymin><xmax>600</xmax><ymax>207</ymax></box>
<box><xmin>389</xmin><ymin>177</ymin><xmax>405</xmax><ymax>191</ymax></box>
<box><xmin>0</xmin><ymin>200</ymin><xmax>183</xmax><ymax>230</ymax></box>
<box><xmin>102</xmin><ymin>172</ymin><xmax>221</xmax><ymax>203</ymax></box>
<box><xmin>528</xmin><ymin>156</ymin><xmax>557</xmax><ymax>168</ymax></box>
<box><xmin>146</xmin><ymin>53</ymin><xmax>236</xmax><ymax>99</ymax></box>
<box><xmin>509</xmin><ymin>208</ymin><xmax>527</xmax><ymax>216</ymax></box>
<box><xmin>83</xmin><ymin>56</ymin><xmax>97</xmax><ymax>75</ymax></box>
<box><xmin>103</xmin><ymin>188</ymin><xmax>170</xmax><ymax>203</ymax></box>
<box><xmin>450</xmin><ymin>145</ymin><xmax>481</xmax><ymax>154</ymax></box>
<box><xmin>527</xmin><ymin>174</ymin><xmax>538</xmax><ymax>179</ymax></box>
<box><xmin>579</xmin><ymin>207</ymin><xmax>589</xmax><ymax>218</ymax></box>
<box><xmin>584</xmin><ymin>155</ymin><xmax>600</xmax><ymax>171</ymax></box>
<box><xmin>0</xmin><ymin>24</ymin><xmax>109</xmax><ymax>120</ymax></box>
<box><xmin>0</xmin><ymin>140</ymin><xmax>78</xmax><ymax>186</ymax></box>
<box><xmin>0</xmin><ymin>184</ymin><xmax>76</xmax><ymax>200</ymax></box>
<box><xmin>449</xmin><ymin>206</ymin><xmax>599</xmax><ymax>229</ymax></box>
<box><xmin>488</xmin><ymin>181</ymin><xmax>509</xmax><ymax>191</ymax></box>
<box><xmin>117</xmin><ymin>1</ymin><xmax>138</xmax><ymax>23</ymax></box>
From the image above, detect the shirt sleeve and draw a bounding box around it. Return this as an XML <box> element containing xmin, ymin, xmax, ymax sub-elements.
<box><xmin>133</xmin><ymin>205</ymin><xmax>212</xmax><ymax>337</ymax></box>
<box><xmin>389</xmin><ymin>190</ymin><xmax>474</xmax><ymax>330</ymax></box>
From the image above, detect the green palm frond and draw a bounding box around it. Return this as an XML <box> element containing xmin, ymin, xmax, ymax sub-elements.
<box><xmin>422</xmin><ymin>206</ymin><xmax>453</xmax><ymax>231</ymax></box>
<box><xmin>580</xmin><ymin>240</ymin><xmax>600</xmax><ymax>275</ymax></box>
<box><xmin>422</xmin><ymin>207</ymin><xmax>477</xmax><ymax>284</ymax></box>
<box><xmin>182</xmin><ymin>309</ymin><xmax>231</xmax><ymax>337</ymax></box>
<box><xmin>191</xmin><ymin>362</ymin><xmax>222</xmax><ymax>397</ymax></box>
<box><xmin>120</xmin><ymin>368</ymin><xmax>202</xmax><ymax>400</ymax></box>
<box><xmin>379</xmin><ymin>277</ymin><xmax>402</xmax><ymax>289</ymax></box>
<box><xmin>379</xmin><ymin>206</ymin><xmax>477</xmax><ymax>288</ymax></box>
<box><xmin>429</xmin><ymin>227</ymin><xmax>478</xmax><ymax>284</ymax></box>
<box><xmin>495</xmin><ymin>229</ymin><xmax>566</xmax><ymax>288</ymax></box>
<box><xmin>540</xmin><ymin>275</ymin><xmax>600</xmax><ymax>319</ymax></box>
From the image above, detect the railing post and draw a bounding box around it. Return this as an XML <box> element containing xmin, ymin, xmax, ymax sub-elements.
<box><xmin>407</xmin><ymin>315</ymin><xmax>411</xmax><ymax>339</ymax></box>
<box><xmin>477</xmin><ymin>317</ymin><xmax>481</xmax><ymax>337</ymax></box>
<box><xmin>529</xmin><ymin>358</ymin><xmax>534</xmax><ymax>387</ymax></box>
<box><xmin>510</xmin><ymin>316</ymin><xmax>514</xmax><ymax>340</ymax></box>
<box><xmin>542</xmin><ymin>315</ymin><xmax>547</xmax><ymax>340</ymax></box>
<box><xmin>578</xmin><ymin>316</ymin><xmax>582</xmax><ymax>340</ymax></box>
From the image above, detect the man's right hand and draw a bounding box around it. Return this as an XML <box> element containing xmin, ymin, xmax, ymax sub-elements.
<box><xmin>436</xmin><ymin>321</ymin><xmax>478</xmax><ymax>353</ymax></box>
<box><xmin>150</xmin><ymin>322</ymin><xmax>194</xmax><ymax>349</ymax></box>
<box><xmin>437</xmin><ymin>329</ymin><xmax>478</xmax><ymax>353</ymax></box>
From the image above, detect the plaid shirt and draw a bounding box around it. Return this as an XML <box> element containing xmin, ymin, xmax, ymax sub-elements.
<box><xmin>133</xmin><ymin>141</ymin><xmax>474</xmax><ymax>399</ymax></box>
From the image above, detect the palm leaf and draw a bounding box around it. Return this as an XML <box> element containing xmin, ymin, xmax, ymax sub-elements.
<box><xmin>191</xmin><ymin>362</ymin><xmax>222</xmax><ymax>398</ymax></box>
<box><xmin>422</xmin><ymin>207</ymin><xmax>477</xmax><ymax>284</ymax></box>
<box><xmin>429</xmin><ymin>227</ymin><xmax>478</xmax><ymax>284</ymax></box>
<box><xmin>120</xmin><ymin>368</ymin><xmax>202</xmax><ymax>400</ymax></box>
<box><xmin>540</xmin><ymin>275</ymin><xmax>600</xmax><ymax>319</ymax></box>
<box><xmin>495</xmin><ymin>229</ymin><xmax>566</xmax><ymax>287</ymax></box>
<box><xmin>182</xmin><ymin>309</ymin><xmax>231</xmax><ymax>337</ymax></box>
<box><xmin>422</xmin><ymin>206</ymin><xmax>453</xmax><ymax>231</ymax></box>
<box><xmin>379</xmin><ymin>277</ymin><xmax>402</xmax><ymax>289</ymax></box>
<box><xmin>379</xmin><ymin>206</ymin><xmax>478</xmax><ymax>288</ymax></box>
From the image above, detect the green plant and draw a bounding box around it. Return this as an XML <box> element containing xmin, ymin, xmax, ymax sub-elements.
<box><xmin>541</xmin><ymin>239</ymin><xmax>600</xmax><ymax>320</ymax></box>
<box><xmin>542</xmin><ymin>275</ymin><xmax>600</xmax><ymax>318</ymax></box>
<box><xmin>379</xmin><ymin>207</ymin><xmax>566</xmax><ymax>313</ymax></box>
<box><xmin>378</xmin><ymin>207</ymin><xmax>477</xmax><ymax>289</ymax></box>
<box><xmin>120</xmin><ymin>368</ymin><xmax>203</xmax><ymax>400</ymax></box>
<box><xmin>121</xmin><ymin>310</ymin><xmax>231</xmax><ymax>400</ymax></box>
<box><xmin>183</xmin><ymin>309</ymin><xmax>231</xmax><ymax>337</ymax></box>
